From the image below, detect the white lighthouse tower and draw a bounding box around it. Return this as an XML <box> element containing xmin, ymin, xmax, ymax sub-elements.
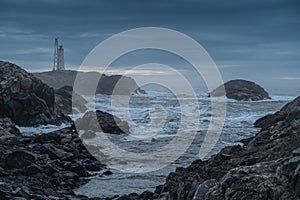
<box><xmin>57</xmin><ymin>45</ymin><xmax>65</xmax><ymax>70</ymax></box>
<box><xmin>53</xmin><ymin>38</ymin><xmax>65</xmax><ymax>71</ymax></box>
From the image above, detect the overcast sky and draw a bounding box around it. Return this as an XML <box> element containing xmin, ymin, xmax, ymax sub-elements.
<box><xmin>0</xmin><ymin>0</ymin><xmax>299</xmax><ymax>95</ymax></box>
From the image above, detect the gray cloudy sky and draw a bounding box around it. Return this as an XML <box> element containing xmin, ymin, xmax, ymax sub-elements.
<box><xmin>0</xmin><ymin>0</ymin><xmax>299</xmax><ymax>95</ymax></box>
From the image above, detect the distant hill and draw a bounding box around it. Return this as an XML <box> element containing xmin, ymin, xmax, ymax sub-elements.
<box><xmin>33</xmin><ymin>70</ymin><xmax>145</xmax><ymax>95</ymax></box>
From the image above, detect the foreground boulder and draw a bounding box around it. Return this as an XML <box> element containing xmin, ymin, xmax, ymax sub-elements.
<box><xmin>210</xmin><ymin>79</ymin><xmax>270</xmax><ymax>101</ymax></box>
<box><xmin>34</xmin><ymin>70</ymin><xmax>146</xmax><ymax>95</ymax></box>
<box><xmin>0</xmin><ymin>61</ymin><xmax>68</xmax><ymax>126</ymax></box>
<box><xmin>75</xmin><ymin>110</ymin><xmax>130</xmax><ymax>134</ymax></box>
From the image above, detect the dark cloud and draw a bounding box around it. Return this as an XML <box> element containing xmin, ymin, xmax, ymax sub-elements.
<box><xmin>0</xmin><ymin>0</ymin><xmax>299</xmax><ymax>94</ymax></box>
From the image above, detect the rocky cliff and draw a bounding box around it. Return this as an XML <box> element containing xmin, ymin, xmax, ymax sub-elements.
<box><xmin>0</xmin><ymin>61</ymin><xmax>69</xmax><ymax>126</ymax></box>
<box><xmin>254</xmin><ymin>96</ymin><xmax>300</xmax><ymax>130</ymax></box>
<box><xmin>210</xmin><ymin>79</ymin><xmax>270</xmax><ymax>101</ymax></box>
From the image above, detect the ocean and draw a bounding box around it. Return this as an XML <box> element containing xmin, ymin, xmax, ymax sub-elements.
<box><xmin>17</xmin><ymin>88</ymin><xmax>295</xmax><ymax>198</ymax></box>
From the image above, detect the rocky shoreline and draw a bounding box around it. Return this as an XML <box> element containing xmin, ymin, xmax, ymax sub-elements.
<box><xmin>0</xmin><ymin>61</ymin><xmax>299</xmax><ymax>199</ymax></box>
<box><xmin>0</xmin><ymin>61</ymin><xmax>128</xmax><ymax>199</ymax></box>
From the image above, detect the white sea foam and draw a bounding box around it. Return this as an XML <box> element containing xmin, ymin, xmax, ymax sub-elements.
<box><xmin>268</xmin><ymin>95</ymin><xmax>296</xmax><ymax>102</ymax></box>
<box><xmin>123</xmin><ymin>133</ymin><xmax>175</xmax><ymax>142</ymax></box>
<box><xmin>223</xmin><ymin>95</ymin><xmax>296</xmax><ymax>103</ymax></box>
<box><xmin>76</xmin><ymin>89</ymin><xmax>292</xmax><ymax>197</ymax></box>
<box><xmin>17</xmin><ymin>123</ymin><xmax>70</xmax><ymax>135</ymax></box>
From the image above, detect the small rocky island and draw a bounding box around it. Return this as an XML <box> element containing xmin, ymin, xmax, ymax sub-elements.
<box><xmin>210</xmin><ymin>79</ymin><xmax>271</xmax><ymax>101</ymax></box>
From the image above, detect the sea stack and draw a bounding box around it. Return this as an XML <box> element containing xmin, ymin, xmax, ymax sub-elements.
<box><xmin>209</xmin><ymin>79</ymin><xmax>271</xmax><ymax>101</ymax></box>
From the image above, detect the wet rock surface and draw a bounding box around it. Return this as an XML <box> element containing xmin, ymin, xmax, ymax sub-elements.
<box><xmin>0</xmin><ymin>61</ymin><xmax>70</xmax><ymax>126</ymax></box>
<box><xmin>210</xmin><ymin>79</ymin><xmax>270</xmax><ymax>101</ymax></box>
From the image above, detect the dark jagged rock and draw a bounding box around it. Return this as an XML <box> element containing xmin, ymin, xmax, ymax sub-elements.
<box><xmin>0</xmin><ymin>123</ymin><xmax>105</xmax><ymax>199</ymax></box>
<box><xmin>0</xmin><ymin>61</ymin><xmax>69</xmax><ymax>126</ymax></box>
<box><xmin>75</xmin><ymin>110</ymin><xmax>130</xmax><ymax>134</ymax></box>
<box><xmin>0</xmin><ymin>117</ymin><xmax>20</xmax><ymax>141</ymax></box>
<box><xmin>4</xmin><ymin>150</ymin><xmax>36</xmax><ymax>170</ymax></box>
<box><xmin>54</xmin><ymin>85</ymin><xmax>88</xmax><ymax>114</ymax></box>
<box><xmin>254</xmin><ymin>96</ymin><xmax>300</xmax><ymax>130</ymax></box>
<box><xmin>205</xmin><ymin>158</ymin><xmax>294</xmax><ymax>200</ymax></box>
<box><xmin>33</xmin><ymin>70</ymin><xmax>146</xmax><ymax>95</ymax></box>
<box><xmin>210</xmin><ymin>79</ymin><xmax>270</xmax><ymax>101</ymax></box>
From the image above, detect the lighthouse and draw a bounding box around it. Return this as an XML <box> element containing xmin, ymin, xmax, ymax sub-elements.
<box><xmin>53</xmin><ymin>38</ymin><xmax>65</xmax><ymax>71</ymax></box>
